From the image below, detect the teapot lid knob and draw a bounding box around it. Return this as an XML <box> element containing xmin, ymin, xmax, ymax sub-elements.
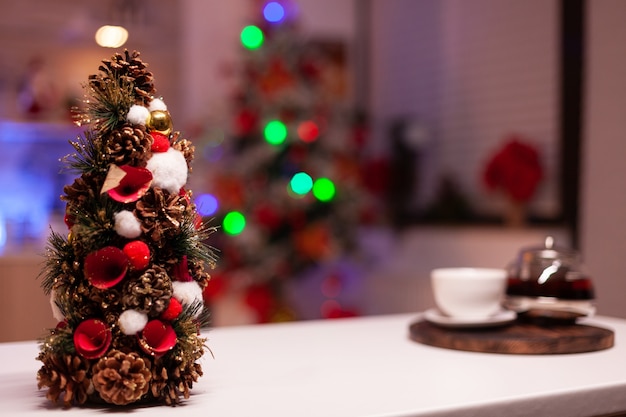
<box><xmin>545</xmin><ymin>236</ymin><xmax>554</xmax><ymax>249</ymax></box>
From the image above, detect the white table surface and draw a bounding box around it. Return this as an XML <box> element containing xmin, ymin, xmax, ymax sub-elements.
<box><xmin>2</xmin><ymin>312</ymin><xmax>626</xmax><ymax>417</ymax></box>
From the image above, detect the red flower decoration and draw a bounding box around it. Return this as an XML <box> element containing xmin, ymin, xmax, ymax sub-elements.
<box><xmin>84</xmin><ymin>246</ymin><xmax>129</xmax><ymax>289</ymax></box>
<box><xmin>101</xmin><ymin>165</ymin><xmax>153</xmax><ymax>203</ymax></box>
<box><xmin>73</xmin><ymin>319</ymin><xmax>112</xmax><ymax>359</ymax></box>
<box><xmin>138</xmin><ymin>320</ymin><xmax>177</xmax><ymax>357</ymax></box>
<box><xmin>483</xmin><ymin>136</ymin><xmax>543</xmax><ymax>203</ymax></box>
<box><xmin>123</xmin><ymin>240</ymin><xmax>151</xmax><ymax>271</ymax></box>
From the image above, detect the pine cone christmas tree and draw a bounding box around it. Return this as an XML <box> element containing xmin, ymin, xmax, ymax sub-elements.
<box><xmin>36</xmin><ymin>50</ymin><xmax>217</xmax><ymax>407</ymax></box>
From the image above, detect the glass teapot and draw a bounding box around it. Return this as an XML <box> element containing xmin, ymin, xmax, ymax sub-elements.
<box><xmin>503</xmin><ymin>236</ymin><xmax>595</xmax><ymax>321</ymax></box>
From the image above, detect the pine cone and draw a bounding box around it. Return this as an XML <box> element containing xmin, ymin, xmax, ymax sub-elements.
<box><xmin>37</xmin><ymin>352</ymin><xmax>92</xmax><ymax>407</ymax></box>
<box><xmin>122</xmin><ymin>265</ymin><xmax>172</xmax><ymax>316</ymax></box>
<box><xmin>188</xmin><ymin>258</ymin><xmax>212</xmax><ymax>290</ymax></box>
<box><xmin>105</xmin><ymin>123</ymin><xmax>153</xmax><ymax>166</ymax></box>
<box><xmin>89</xmin><ymin>50</ymin><xmax>156</xmax><ymax>106</ymax></box>
<box><xmin>171</xmin><ymin>134</ymin><xmax>195</xmax><ymax>168</ymax></box>
<box><xmin>92</xmin><ymin>350</ymin><xmax>152</xmax><ymax>405</ymax></box>
<box><xmin>135</xmin><ymin>188</ymin><xmax>191</xmax><ymax>246</ymax></box>
<box><xmin>150</xmin><ymin>361</ymin><xmax>203</xmax><ymax>405</ymax></box>
<box><xmin>89</xmin><ymin>286</ymin><xmax>123</xmax><ymax>324</ymax></box>
<box><xmin>63</xmin><ymin>173</ymin><xmax>101</xmax><ymax>207</ymax></box>
<box><xmin>62</xmin><ymin>283</ymin><xmax>121</xmax><ymax>324</ymax></box>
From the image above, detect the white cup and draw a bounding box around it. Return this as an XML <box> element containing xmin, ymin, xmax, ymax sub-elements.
<box><xmin>431</xmin><ymin>267</ymin><xmax>507</xmax><ymax>319</ymax></box>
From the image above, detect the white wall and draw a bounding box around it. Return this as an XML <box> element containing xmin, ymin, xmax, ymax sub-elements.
<box><xmin>580</xmin><ymin>0</ymin><xmax>626</xmax><ymax>318</ymax></box>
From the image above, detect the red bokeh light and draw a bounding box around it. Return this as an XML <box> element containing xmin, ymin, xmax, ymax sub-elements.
<box><xmin>297</xmin><ymin>120</ymin><xmax>319</xmax><ymax>142</ymax></box>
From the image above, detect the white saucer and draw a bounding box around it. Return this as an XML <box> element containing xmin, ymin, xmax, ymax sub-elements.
<box><xmin>423</xmin><ymin>308</ymin><xmax>517</xmax><ymax>328</ymax></box>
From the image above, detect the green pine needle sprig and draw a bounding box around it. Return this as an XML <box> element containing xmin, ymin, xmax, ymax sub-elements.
<box><xmin>174</xmin><ymin>300</ymin><xmax>211</xmax><ymax>330</ymax></box>
<box><xmin>37</xmin><ymin>324</ymin><xmax>75</xmax><ymax>358</ymax></box>
<box><xmin>84</xmin><ymin>77</ymin><xmax>134</xmax><ymax>134</ymax></box>
<box><xmin>169</xmin><ymin>301</ymin><xmax>211</xmax><ymax>364</ymax></box>
<box><xmin>62</xmin><ymin>131</ymin><xmax>109</xmax><ymax>176</ymax></box>
<box><xmin>169</xmin><ymin>215</ymin><xmax>219</xmax><ymax>268</ymax></box>
<box><xmin>70</xmin><ymin>195</ymin><xmax>123</xmax><ymax>255</ymax></box>
<box><xmin>40</xmin><ymin>230</ymin><xmax>75</xmax><ymax>295</ymax></box>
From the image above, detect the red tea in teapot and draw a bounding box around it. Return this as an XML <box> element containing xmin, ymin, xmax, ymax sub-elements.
<box><xmin>503</xmin><ymin>237</ymin><xmax>595</xmax><ymax>320</ymax></box>
<box><xmin>506</xmin><ymin>274</ymin><xmax>594</xmax><ymax>300</ymax></box>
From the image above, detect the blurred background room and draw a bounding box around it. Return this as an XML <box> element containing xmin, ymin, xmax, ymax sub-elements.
<box><xmin>0</xmin><ymin>0</ymin><xmax>624</xmax><ymax>341</ymax></box>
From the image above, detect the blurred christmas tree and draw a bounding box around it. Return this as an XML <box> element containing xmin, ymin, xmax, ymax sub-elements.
<box><xmin>36</xmin><ymin>51</ymin><xmax>216</xmax><ymax>407</ymax></box>
<box><xmin>202</xmin><ymin>1</ymin><xmax>387</xmax><ymax>323</ymax></box>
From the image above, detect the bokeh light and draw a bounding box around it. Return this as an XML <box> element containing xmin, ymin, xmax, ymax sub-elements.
<box><xmin>320</xmin><ymin>299</ymin><xmax>342</xmax><ymax>318</ymax></box>
<box><xmin>321</xmin><ymin>274</ymin><xmax>342</xmax><ymax>298</ymax></box>
<box><xmin>95</xmin><ymin>25</ymin><xmax>128</xmax><ymax>48</ymax></box>
<box><xmin>240</xmin><ymin>25</ymin><xmax>264</xmax><ymax>49</ymax></box>
<box><xmin>263</xmin><ymin>2</ymin><xmax>286</xmax><ymax>23</ymax></box>
<box><xmin>195</xmin><ymin>193</ymin><xmax>219</xmax><ymax>216</ymax></box>
<box><xmin>0</xmin><ymin>213</ymin><xmax>6</xmax><ymax>253</ymax></box>
<box><xmin>312</xmin><ymin>177</ymin><xmax>336</xmax><ymax>202</ymax></box>
<box><xmin>264</xmin><ymin>120</ymin><xmax>288</xmax><ymax>145</ymax></box>
<box><xmin>223</xmin><ymin>211</ymin><xmax>246</xmax><ymax>235</ymax></box>
<box><xmin>289</xmin><ymin>172</ymin><xmax>313</xmax><ymax>195</ymax></box>
<box><xmin>297</xmin><ymin>120</ymin><xmax>319</xmax><ymax>142</ymax></box>
<box><xmin>202</xmin><ymin>143</ymin><xmax>224</xmax><ymax>163</ymax></box>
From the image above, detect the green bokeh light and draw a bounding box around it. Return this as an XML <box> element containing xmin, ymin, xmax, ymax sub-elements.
<box><xmin>240</xmin><ymin>25</ymin><xmax>264</xmax><ymax>49</ymax></box>
<box><xmin>290</xmin><ymin>172</ymin><xmax>313</xmax><ymax>195</ymax></box>
<box><xmin>313</xmin><ymin>178</ymin><xmax>336</xmax><ymax>202</ymax></box>
<box><xmin>223</xmin><ymin>211</ymin><xmax>246</xmax><ymax>235</ymax></box>
<box><xmin>264</xmin><ymin>120</ymin><xmax>288</xmax><ymax>145</ymax></box>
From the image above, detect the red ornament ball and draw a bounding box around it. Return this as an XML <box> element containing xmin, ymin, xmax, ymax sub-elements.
<box><xmin>63</xmin><ymin>211</ymin><xmax>75</xmax><ymax>229</ymax></box>
<box><xmin>160</xmin><ymin>298</ymin><xmax>183</xmax><ymax>321</ymax></box>
<box><xmin>150</xmin><ymin>132</ymin><xmax>170</xmax><ymax>152</ymax></box>
<box><xmin>123</xmin><ymin>241</ymin><xmax>151</xmax><ymax>271</ymax></box>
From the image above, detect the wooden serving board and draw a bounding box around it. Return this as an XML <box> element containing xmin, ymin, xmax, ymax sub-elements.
<box><xmin>409</xmin><ymin>319</ymin><xmax>614</xmax><ymax>354</ymax></box>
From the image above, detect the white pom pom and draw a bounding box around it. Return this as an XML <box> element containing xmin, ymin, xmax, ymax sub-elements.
<box><xmin>127</xmin><ymin>105</ymin><xmax>150</xmax><ymax>125</ymax></box>
<box><xmin>146</xmin><ymin>148</ymin><xmax>188</xmax><ymax>194</ymax></box>
<box><xmin>114</xmin><ymin>210</ymin><xmax>142</xmax><ymax>238</ymax></box>
<box><xmin>172</xmin><ymin>281</ymin><xmax>204</xmax><ymax>317</ymax></box>
<box><xmin>118</xmin><ymin>310</ymin><xmax>149</xmax><ymax>335</ymax></box>
<box><xmin>50</xmin><ymin>290</ymin><xmax>64</xmax><ymax>322</ymax></box>
<box><xmin>172</xmin><ymin>281</ymin><xmax>203</xmax><ymax>305</ymax></box>
<box><xmin>149</xmin><ymin>98</ymin><xmax>168</xmax><ymax>112</ymax></box>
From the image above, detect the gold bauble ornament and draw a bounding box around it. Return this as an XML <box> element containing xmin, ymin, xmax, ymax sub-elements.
<box><xmin>147</xmin><ymin>110</ymin><xmax>173</xmax><ymax>136</ymax></box>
